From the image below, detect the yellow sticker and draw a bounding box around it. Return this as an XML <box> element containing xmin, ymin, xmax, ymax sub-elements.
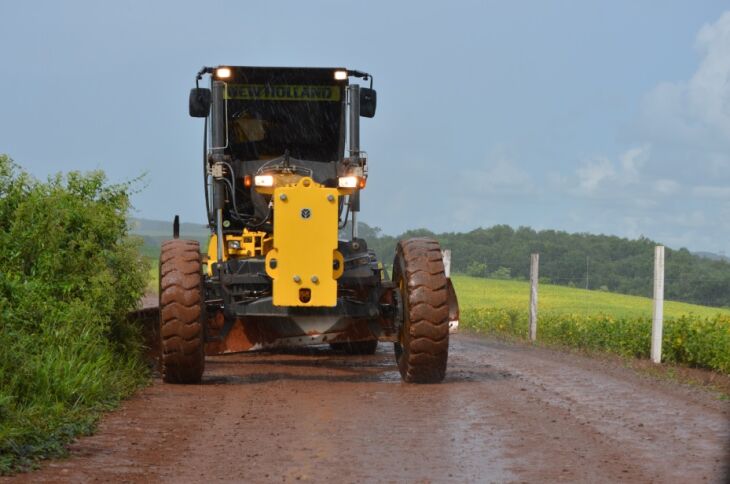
<box><xmin>224</xmin><ymin>84</ymin><xmax>341</xmax><ymax>102</ymax></box>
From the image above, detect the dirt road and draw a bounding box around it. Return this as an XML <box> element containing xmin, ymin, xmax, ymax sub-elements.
<box><xmin>8</xmin><ymin>333</ymin><xmax>729</xmax><ymax>483</ymax></box>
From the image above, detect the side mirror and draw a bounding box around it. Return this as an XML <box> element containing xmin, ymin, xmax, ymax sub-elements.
<box><xmin>359</xmin><ymin>88</ymin><xmax>376</xmax><ymax>118</ymax></box>
<box><xmin>189</xmin><ymin>88</ymin><xmax>211</xmax><ymax>118</ymax></box>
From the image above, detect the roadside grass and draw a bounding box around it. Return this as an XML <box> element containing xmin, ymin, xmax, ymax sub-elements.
<box><xmin>146</xmin><ymin>257</ymin><xmax>159</xmax><ymax>294</ymax></box>
<box><xmin>0</xmin><ymin>157</ymin><xmax>149</xmax><ymax>474</ymax></box>
<box><xmin>452</xmin><ymin>275</ymin><xmax>730</xmax><ymax>374</ymax></box>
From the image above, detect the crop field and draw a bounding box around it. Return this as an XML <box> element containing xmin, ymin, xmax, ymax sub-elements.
<box><xmin>452</xmin><ymin>275</ymin><xmax>730</xmax><ymax>318</ymax></box>
<box><xmin>452</xmin><ymin>275</ymin><xmax>730</xmax><ymax>374</ymax></box>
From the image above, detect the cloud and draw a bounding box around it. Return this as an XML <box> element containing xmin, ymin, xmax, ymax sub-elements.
<box><xmin>639</xmin><ymin>11</ymin><xmax>730</xmax><ymax>151</ymax></box>
<box><xmin>575</xmin><ymin>145</ymin><xmax>650</xmax><ymax>195</ymax></box>
<box><xmin>565</xmin><ymin>11</ymin><xmax>730</xmax><ymax>253</ymax></box>
<box><xmin>619</xmin><ymin>145</ymin><xmax>649</xmax><ymax>182</ymax></box>
<box><xmin>577</xmin><ymin>156</ymin><xmax>615</xmax><ymax>192</ymax></box>
<box><xmin>652</xmin><ymin>179</ymin><xmax>680</xmax><ymax>195</ymax></box>
<box><xmin>691</xmin><ymin>185</ymin><xmax>730</xmax><ymax>198</ymax></box>
<box><xmin>459</xmin><ymin>157</ymin><xmax>533</xmax><ymax>194</ymax></box>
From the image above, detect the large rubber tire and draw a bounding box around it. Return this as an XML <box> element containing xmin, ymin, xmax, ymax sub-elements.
<box><xmin>159</xmin><ymin>239</ymin><xmax>205</xmax><ymax>384</ymax></box>
<box><xmin>330</xmin><ymin>340</ymin><xmax>378</xmax><ymax>355</ymax></box>
<box><xmin>393</xmin><ymin>238</ymin><xmax>449</xmax><ymax>383</ymax></box>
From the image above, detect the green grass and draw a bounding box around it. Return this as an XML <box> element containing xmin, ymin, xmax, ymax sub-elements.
<box><xmin>452</xmin><ymin>274</ymin><xmax>730</xmax><ymax>374</ymax></box>
<box><xmin>147</xmin><ymin>257</ymin><xmax>159</xmax><ymax>294</ymax></box>
<box><xmin>452</xmin><ymin>275</ymin><xmax>730</xmax><ymax>318</ymax></box>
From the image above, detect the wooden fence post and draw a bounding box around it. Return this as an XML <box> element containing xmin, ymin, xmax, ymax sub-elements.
<box><xmin>529</xmin><ymin>253</ymin><xmax>539</xmax><ymax>342</ymax></box>
<box><xmin>651</xmin><ymin>245</ymin><xmax>665</xmax><ymax>364</ymax></box>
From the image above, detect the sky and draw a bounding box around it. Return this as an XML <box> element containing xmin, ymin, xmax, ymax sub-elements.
<box><xmin>1</xmin><ymin>1</ymin><xmax>729</xmax><ymax>254</ymax></box>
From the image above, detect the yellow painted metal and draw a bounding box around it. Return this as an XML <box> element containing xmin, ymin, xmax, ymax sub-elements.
<box><xmin>265</xmin><ymin>177</ymin><xmax>341</xmax><ymax>307</ymax></box>
<box><xmin>206</xmin><ymin>229</ymin><xmax>272</xmax><ymax>275</ymax></box>
<box><xmin>206</xmin><ymin>236</ymin><xmax>217</xmax><ymax>276</ymax></box>
<box><xmin>235</xmin><ymin>229</ymin><xmax>273</xmax><ymax>257</ymax></box>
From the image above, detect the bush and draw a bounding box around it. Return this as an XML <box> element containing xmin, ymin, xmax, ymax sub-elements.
<box><xmin>0</xmin><ymin>155</ymin><xmax>149</xmax><ymax>473</ymax></box>
<box><xmin>490</xmin><ymin>266</ymin><xmax>511</xmax><ymax>280</ymax></box>
<box><xmin>461</xmin><ymin>307</ymin><xmax>730</xmax><ymax>374</ymax></box>
<box><xmin>465</xmin><ymin>261</ymin><xmax>487</xmax><ymax>277</ymax></box>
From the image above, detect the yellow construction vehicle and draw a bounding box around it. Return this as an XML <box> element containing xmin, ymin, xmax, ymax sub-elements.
<box><xmin>159</xmin><ymin>66</ymin><xmax>458</xmax><ymax>384</ymax></box>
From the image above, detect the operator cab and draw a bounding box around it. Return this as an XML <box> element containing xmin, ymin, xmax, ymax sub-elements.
<box><xmin>189</xmin><ymin>66</ymin><xmax>376</xmax><ymax>234</ymax></box>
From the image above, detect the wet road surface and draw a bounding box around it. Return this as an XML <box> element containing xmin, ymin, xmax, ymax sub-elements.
<box><xmin>7</xmin><ymin>333</ymin><xmax>730</xmax><ymax>483</ymax></box>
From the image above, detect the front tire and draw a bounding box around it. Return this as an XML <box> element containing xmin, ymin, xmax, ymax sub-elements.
<box><xmin>393</xmin><ymin>238</ymin><xmax>449</xmax><ymax>383</ymax></box>
<box><xmin>159</xmin><ymin>239</ymin><xmax>205</xmax><ymax>383</ymax></box>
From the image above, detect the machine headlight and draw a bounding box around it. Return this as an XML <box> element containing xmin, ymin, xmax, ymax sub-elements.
<box><xmin>215</xmin><ymin>67</ymin><xmax>232</xmax><ymax>79</ymax></box>
<box><xmin>338</xmin><ymin>176</ymin><xmax>358</xmax><ymax>188</ymax></box>
<box><xmin>334</xmin><ymin>70</ymin><xmax>348</xmax><ymax>80</ymax></box>
<box><xmin>228</xmin><ymin>240</ymin><xmax>241</xmax><ymax>250</ymax></box>
<box><xmin>254</xmin><ymin>175</ymin><xmax>274</xmax><ymax>187</ymax></box>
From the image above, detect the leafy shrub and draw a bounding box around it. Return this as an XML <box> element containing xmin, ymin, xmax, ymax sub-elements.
<box><xmin>465</xmin><ymin>261</ymin><xmax>487</xmax><ymax>277</ymax></box>
<box><xmin>0</xmin><ymin>155</ymin><xmax>148</xmax><ymax>473</ymax></box>
<box><xmin>490</xmin><ymin>266</ymin><xmax>511</xmax><ymax>280</ymax></box>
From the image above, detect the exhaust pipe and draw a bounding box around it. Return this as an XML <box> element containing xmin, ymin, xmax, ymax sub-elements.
<box><xmin>348</xmin><ymin>84</ymin><xmax>360</xmax><ymax>241</ymax></box>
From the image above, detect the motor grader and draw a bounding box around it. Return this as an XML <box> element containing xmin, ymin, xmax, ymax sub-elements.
<box><xmin>159</xmin><ymin>65</ymin><xmax>458</xmax><ymax>384</ymax></box>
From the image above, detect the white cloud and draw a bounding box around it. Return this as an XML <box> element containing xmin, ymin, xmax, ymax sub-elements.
<box><xmin>670</xmin><ymin>210</ymin><xmax>708</xmax><ymax>228</ymax></box>
<box><xmin>460</xmin><ymin>157</ymin><xmax>532</xmax><ymax>194</ymax></box>
<box><xmin>691</xmin><ymin>185</ymin><xmax>730</xmax><ymax>198</ymax></box>
<box><xmin>575</xmin><ymin>145</ymin><xmax>650</xmax><ymax>195</ymax></box>
<box><xmin>640</xmin><ymin>11</ymin><xmax>730</xmax><ymax>149</ymax></box>
<box><xmin>652</xmin><ymin>179</ymin><xmax>680</xmax><ymax>195</ymax></box>
<box><xmin>619</xmin><ymin>145</ymin><xmax>650</xmax><ymax>183</ymax></box>
<box><xmin>577</xmin><ymin>156</ymin><xmax>615</xmax><ymax>192</ymax></box>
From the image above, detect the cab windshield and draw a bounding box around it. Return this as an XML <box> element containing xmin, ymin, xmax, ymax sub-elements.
<box><xmin>224</xmin><ymin>82</ymin><xmax>344</xmax><ymax>162</ymax></box>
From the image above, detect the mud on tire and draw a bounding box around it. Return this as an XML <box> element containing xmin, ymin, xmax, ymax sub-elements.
<box><xmin>393</xmin><ymin>238</ymin><xmax>449</xmax><ymax>383</ymax></box>
<box><xmin>159</xmin><ymin>239</ymin><xmax>205</xmax><ymax>383</ymax></box>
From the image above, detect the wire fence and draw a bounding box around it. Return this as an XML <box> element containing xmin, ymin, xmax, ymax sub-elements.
<box><xmin>446</xmin><ymin>257</ymin><xmax>730</xmax><ymax>309</ymax></box>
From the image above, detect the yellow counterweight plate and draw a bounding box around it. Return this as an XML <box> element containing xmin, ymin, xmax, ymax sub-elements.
<box><xmin>265</xmin><ymin>177</ymin><xmax>341</xmax><ymax>307</ymax></box>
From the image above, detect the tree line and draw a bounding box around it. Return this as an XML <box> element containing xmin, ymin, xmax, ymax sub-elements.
<box><xmin>348</xmin><ymin>223</ymin><xmax>730</xmax><ymax>308</ymax></box>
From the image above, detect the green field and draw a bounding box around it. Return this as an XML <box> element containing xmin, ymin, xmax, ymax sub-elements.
<box><xmin>452</xmin><ymin>275</ymin><xmax>730</xmax><ymax>318</ymax></box>
<box><xmin>452</xmin><ymin>274</ymin><xmax>730</xmax><ymax>374</ymax></box>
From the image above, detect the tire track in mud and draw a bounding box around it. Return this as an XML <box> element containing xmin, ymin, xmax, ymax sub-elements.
<box><xmin>5</xmin><ymin>333</ymin><xmax>729</xmax><ymax>483</ymax></box>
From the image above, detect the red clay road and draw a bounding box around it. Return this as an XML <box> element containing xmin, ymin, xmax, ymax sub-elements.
<box><xmin>6</xmin><ymin>333</ymin><xmax>730</xmax><ymax>483</ymax></box>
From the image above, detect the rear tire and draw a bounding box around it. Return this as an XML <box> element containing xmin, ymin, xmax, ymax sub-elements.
<box><xmin>393</xmin><ymin>238</ymin><xmax>449</xmax><ymax>383</ymax></box>
<box><xmin>159</xmin><ymin>239</ymin><xmax>205</xmax><ymax>383</ymax></box>
<box><xmin>330</xmin><ymin>340</ymin><xmax>378</xmax><ymax>355</ymax></box>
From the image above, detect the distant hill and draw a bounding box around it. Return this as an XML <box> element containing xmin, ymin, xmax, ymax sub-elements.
<box><xmin>129</xmin><ymin>217</ymin><xmax>209</xmax><ymax>238</ymax></box>
<box><xmin>694</xmin><ymin>251</ymin><xmax>730</xmax><ymax>262</ymax></box>
<box><xmin>129</xmin><ymin>218</ymin><xmax>209</xmax><ymax>257</ymax></box>
<box><xmin>355</xmin><ymin>222</ymin><xmax>730</xmax><ymax>309</ymax></box>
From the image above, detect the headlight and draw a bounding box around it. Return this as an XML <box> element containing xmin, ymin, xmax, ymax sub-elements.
<box><xmin>334</xmin><ymin>70</ymin><xmax>348</xmax><ymax>80</ymax></box>
<box><xmin>338</xmin><ymin>176</ymin><xmax>358</xmax><ymax>188</ymax></box>
<box><xmin>215</xmin><ymin>67</ymin><xmax>232</xmax><ymax>79</ymax></box>
<box><xmin>228</xmin><ymin>240</ymin><xmax>241</xmax><ymax>250</ymax></box>
<box><xmin>254</xmin><ymin>175</ymin><xmax>274</xmax><ymax>187</ymax></box>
